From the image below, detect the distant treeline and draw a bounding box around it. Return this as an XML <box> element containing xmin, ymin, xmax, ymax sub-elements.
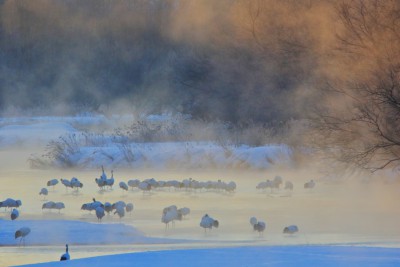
<box><xmin>0</xmin><ymin>0</ymin><xmax>333</xmax><ymax>124</ymax></box>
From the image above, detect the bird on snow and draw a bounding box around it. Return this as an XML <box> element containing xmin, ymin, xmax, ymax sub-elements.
<box><xmin>283</xmin><ymin>225</ymin><xmax>299</xmax><ymax>234</ymax></box>
<box><xmin>112</xmin><ymin>201</ymin><xmax>126</xmax><ymax>211</ymax></box>
<box><xmin>138</xmin><ymin>181</ymin><xmax>151</xmax><ymax>194</ymax></box>
<box><xmin>250</xmin><ymin>217</ymin><xmax>258</xmax><ymax>227</ymax></box>
<box><xmin>304</xmin><ymin>180</ymin><xmax>315</xmax><ymax>190</ymax></box>
<box><xmin>100</xmin><ymin>165</ymin><xmax>107</xmax><ymax>181</ymax></box>
<box><xmin>106</xmin><ymin>170</ymin><xmax>115</xmax><ymax>189</ymax></box>
<box><xmin>15</xmin><ymin>227</ymin><xmax>30</xmax><ymax>246</ymax></box>
<box><xmin>119</xmin><ymin>181</ymin><xmax>129</xmax><ymax>192</ymax></box>
<box><xmin>47</xmin><ymin>179</ymin><xmax>59</xmax><ymax>189</ymax></box>
<box><xmin>96</xmin><ymin>206</ymin><xmax>105</xmax><ymax>222</ymax></box>
<box><xmin>104</xmin><ymin>202</ymin><xmax>113</xmax><ymax>215</ymax></box>
<box><xmin>200</xmin><ymin>214</ymin><xmax>219</xmax><ymax>232</ymax></box>
<box><xmin>54</xmin><ymin>202</ymin><xmax>65</xmax><ymax>213</ymax></box>
<box><xmin>11</xmin><ymin>208</ymin><xmax>19</xmax><ymax>220</ymax></box>
<box><xmin>284</xmin><ymin>181</ymin><xmax>294</xmax><ymax>191</ymax></box>
<box><xmin>114</xmin><ymin>206</ymin><xmax>125</xmax><ymax>219</ymax></box>
<box><xmin>128</xmin><ymin>179</ymin><xmax>140</xmax><ymax>190</ymax></box>
<box><xmin>42</xmin><ymin>201</ymin><xmax>56</xmax><ymax>212</ymax></box>
<box><xmin>272</xmin><ymin>175</ymin><xmax>283</xmax><ymax>189</ymax></box>
<box><xmin>178</xmin><ymin>207</ymin><xmax>190</xmax><ymax>219</ymax></box>
<box><xmin>161</xmin><ymin>205</ymin><xmax>181</xmax><ymax>229</ymax></box>
<box><xmin>81</xmin><ymin>198</ymin><xmax>103</xmax><ymax>212</ymax></box>
<box><xmin>250</xmin><ymin>216</ymin><xmax>266</xmax><ymax>235</ymax></box>
<box><xmin>95</xmin><ymin>166</ymin><xmax>108</xmax><ymax>190</ymax></box>
<box><xmin>70</xmin><ymin>177</ymin><xmax>83</xmax><ymax>192</ymax></box>
<box><xmin>0</xmin><ymin>198</ymin><xmax>22</xmax><ymax>210</ymax></box>
<box><xmin>60</xmin><ymin>178</ymin><xmax>72</xmax><ymax>191</ymax></box>
<box><xmin>95</xmin><ymin>177</ymin><xmax>107</xmax><ymax>190</ymax></box>
<box><xmin>253</xmin><ymin>221</ymin><xmax>266</xmax><ymax>236</ymax></box>
<box><xmin>225</xmin><ymin>181</ymin><xmax>237</xmax><ymax>193</ymax></box>
<box><xmin>256</xmin><ymin>180</ymin><xmax>273</xmax><ymax>192</ymax></box>
<box><xmin>125</xmin><ymin>203</ymin><xmax>134</xmax><ymax>214</ymax></box>
<box><xmin>60</xmin><ymin>244</ymin><xmax>70</xmax><ymax>261</ymax></box>
<box><xmin>39</xmin><ymin>188</ymin><xmax>48</xmax><ymax>199</ymax></box>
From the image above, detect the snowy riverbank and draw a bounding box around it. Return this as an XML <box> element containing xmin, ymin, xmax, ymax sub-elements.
<box><xmin>0</xmin><ymin>115</ymin><xmax>293</xmax><ymax>170</ymax></box>
<box><xmin>16</xmin><ymin>245</ymin><xmax>400</xmax><ymax>267</ymax></box>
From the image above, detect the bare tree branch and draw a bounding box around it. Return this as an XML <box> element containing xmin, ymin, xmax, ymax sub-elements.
<box><xmin>311</xmin><ymin>1</ymin><xmax>400</xmax><ymax>172</ymax></box>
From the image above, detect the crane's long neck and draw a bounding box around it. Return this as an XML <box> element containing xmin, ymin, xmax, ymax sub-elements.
<box><xmin>66</xmin><ymin>244</ymin><xmax>68</xmax><ymax>253</ymax></box>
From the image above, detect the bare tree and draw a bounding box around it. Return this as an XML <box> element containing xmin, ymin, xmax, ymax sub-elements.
<box><xmin>312</xmin><ymin>0</ymin><xmax>400</xmax><ymax>171</ymax></box>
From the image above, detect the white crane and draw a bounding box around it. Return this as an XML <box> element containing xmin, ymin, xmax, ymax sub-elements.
<box><xmin>60</xmin><ymin>244</ymin><xmax>70</xmax><ymax>261</ymax></box>
<box><xmin>200</xmin><ymin>214</ymin><xmax>219</xmax><ymax>233</ymax></box>
<box><xmin>70</xmin><ymin>177</ymin><xmax>83</xmax><ymax>191</ymax></box>
<box><xmin>283</xmin><ymin>225</ymin><xmax>299</xmax><ymax>234</ymax></box>
<box><xmin>253</xmin><ymin>221</ymin><xmax>266</xmax><ymax>236</ymax></box>
<box><xmin>256</xmin><ymin>180</ymin><xmax>273</xmax><ymax>192</ymax></box>
<box><xmin>47</xmin><ymin>179</ymin><xmax>59</xmax><ymax>190</ymax></box>
<box><xmin>114</xmin><ymin>206</ymin><xmax>125</xmax><ymax>219</ymax></box>
<box><xmin>42</xmin><ymin>201</ymin><xmax>56</xmax><ymax>212</ymax></box>
<box><xmin>125</xmin><ymin>203</ymin><xmax>134</xmax><ymax>215</ymax></box>
<box><xmin>100</xmin><ymin>165</ymin><xmax>107</xmax><ymax>180</ymax></box>
<box><xmin>81</xmin><ymin>198</ymin><xmax>103</xmax><ymax>212</ymax></box>
<box><xmin>95</xmin><ymin>166</ymin><xmax>108</xmax><ymax>190</ymax></box>
<box><xmin>250</xmin><ymin>217</ymin><xmax>258</xmax><ymax>227</ymax></box>
<box><xmin>284</xmin><ymin>181</ymin><xmax>294</xmax><ymax>191</ymax></box>
<box><xmin>304</xmin><ymin>180</ymin><xmax>315</xmax><ymax>190</ymax></box>
<box><xmin>95</xmin><ymin>177</ymin><xmax>106</xmax><ymax>190</ymax></box>
<box><xmin>178</xmin><ymin>207</ymin><xmax>190</xmax><ymax>219</ymax></box>
<box><xmin>54</xmin><ymin>202</ymin><xmax>65</xmax><ymax>213</ymax></box>
<box><xmin>15</xmin><ymin>227</ymin><xmax>30</xmax><ymax>246</ymax></box>
<box><xmin>60</xmin><ymin>179</ymin><xmax>72</xmax><ymax>191</ymax></box>
<box><xmin>225</xmin><ymin>181</ymin><xmax>237</xmax><ymax>193</ymax></box>
<box><xmin>272</xmin><ymin>175</ymin><xmax>283</xmax><ymax>189</ymax></box>
<box><xmin>162</xmin><ymin>205</ymin><xmax>180</xmax><ymax>230</ymax></box>
<box><xmin>119</xmin><ymin>181</ymin><xmax>128</xmax><ymax>192</ymax></box>
<box><xmin>11</xmin><ymin>208</ymin><xmax>19</xmax><ymax>220</ymax></box>
<box><xmin>104</xmin><ymin>202</ymin><xmax>112</xmax><ymax>215</ymax></box>
<box><xmin>39</xmin><ymin>188</ymin><xmax>48</xmax><ymax>200</ymax></box>
<box><xmin>128</xmin><ymin>179</ymin><xmax>140</xmax><ymax>190</ymax></box>
<box><xmin>0</xmin><ymin>198</ymin><xmax>22</xmax><ymax>210</ymax></box>
<box><xmin>112</xmin><ymin>201</ymin><xmax>126</xmax><ymax>211</ymax></box>
<box><xmin>96</xmin><ymin>206</ymin><xmax>105</xmax><ymax>222</ymax></box>
<box><xmin>106</xmin><ymin>170</ymin><xmax>115</xmax><ymax>189</ymax></box>
<box><xmin>138</xmin><ymin>181</ymin><xmax>151</xmax><ymax>194</ymax></box>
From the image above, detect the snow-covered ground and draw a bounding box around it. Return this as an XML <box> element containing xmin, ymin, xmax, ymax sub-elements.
<box><xmin>0</xmin><ymin>115</ymin><xmax>293</xmax><ymax>169</ymax></box>
<box><xmin>16</xmin><ymin>245</ymin><xmax>400</xmax><ymax>267</ymax></box>
<box><xmin>0</xmin><ymin>115</ymin><xmax>399</xmax><ymax>266</ymax></box>
<box><xmin>0</xmin><ymin>219</ymin><xmax>177</xmax><ymax>246</ymax></box>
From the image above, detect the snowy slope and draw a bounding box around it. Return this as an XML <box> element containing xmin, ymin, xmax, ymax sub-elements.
<box><xmin>16</xmin><ymin>245</ymin><xmax>400</xmax><ymax>267</ymax></box>
<box><xmin>70</xmin><ymin>142</ymin><xmax>292</xmax><ymax>169</ymax></box>
<box><xmin>0</xmin><ymin>219</ymin><xmax>180</xmax><ymax>246</ymax></box>
<box><xmin>0</xmin><ymin>115</ymin><xmax>293</xmax><ymax>169</ymax></box>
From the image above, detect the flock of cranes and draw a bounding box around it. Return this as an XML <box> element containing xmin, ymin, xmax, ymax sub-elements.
<box><xmin>0</xmin><ymin>166</ymin><xmax>316</xmax><ymax>262</ymax></box>
<box><xmin>94</xmin><ymin>167</ymin><xmax>239</xmax><ymax>194</ymax></box>
<box><xmin>256</xmin><ymin>175</ymin><xmax>315</xmax><ymax>193</ymax></box>
<box><xmin>121</xmin><ymin>177</ymin><xmax>237</xmax><ymax>194</ymax></box>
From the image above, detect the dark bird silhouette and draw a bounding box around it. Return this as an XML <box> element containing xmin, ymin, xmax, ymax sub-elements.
<box><xmin>60</xmin><ymin>244</ymin><xmax>70</xmax><ymax>261</ymax></box>
<box><xmin>11</xmin><ymin>208</ymin><xmax>19</xmax><ymax>220</ymax></box>
<box><xmin>15</xmin><ymin>227</ymin><xmax>30</xmax><ymax>246</ymax></box>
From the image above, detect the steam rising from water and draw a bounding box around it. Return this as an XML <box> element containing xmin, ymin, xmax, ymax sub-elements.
<box><xmin>0</xmin><ymin>2</ymin><xmax>400</xmax><ymax>264</ymax></box>
<box><xmin>0</xmin><ymin>123</ymin><xmax>399</xmax><ymax>265</ymax></box>
<box><xmin>0</xmin><ymin>0</ymin><xmax>339</xmax><ymax>123</ymax></box>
